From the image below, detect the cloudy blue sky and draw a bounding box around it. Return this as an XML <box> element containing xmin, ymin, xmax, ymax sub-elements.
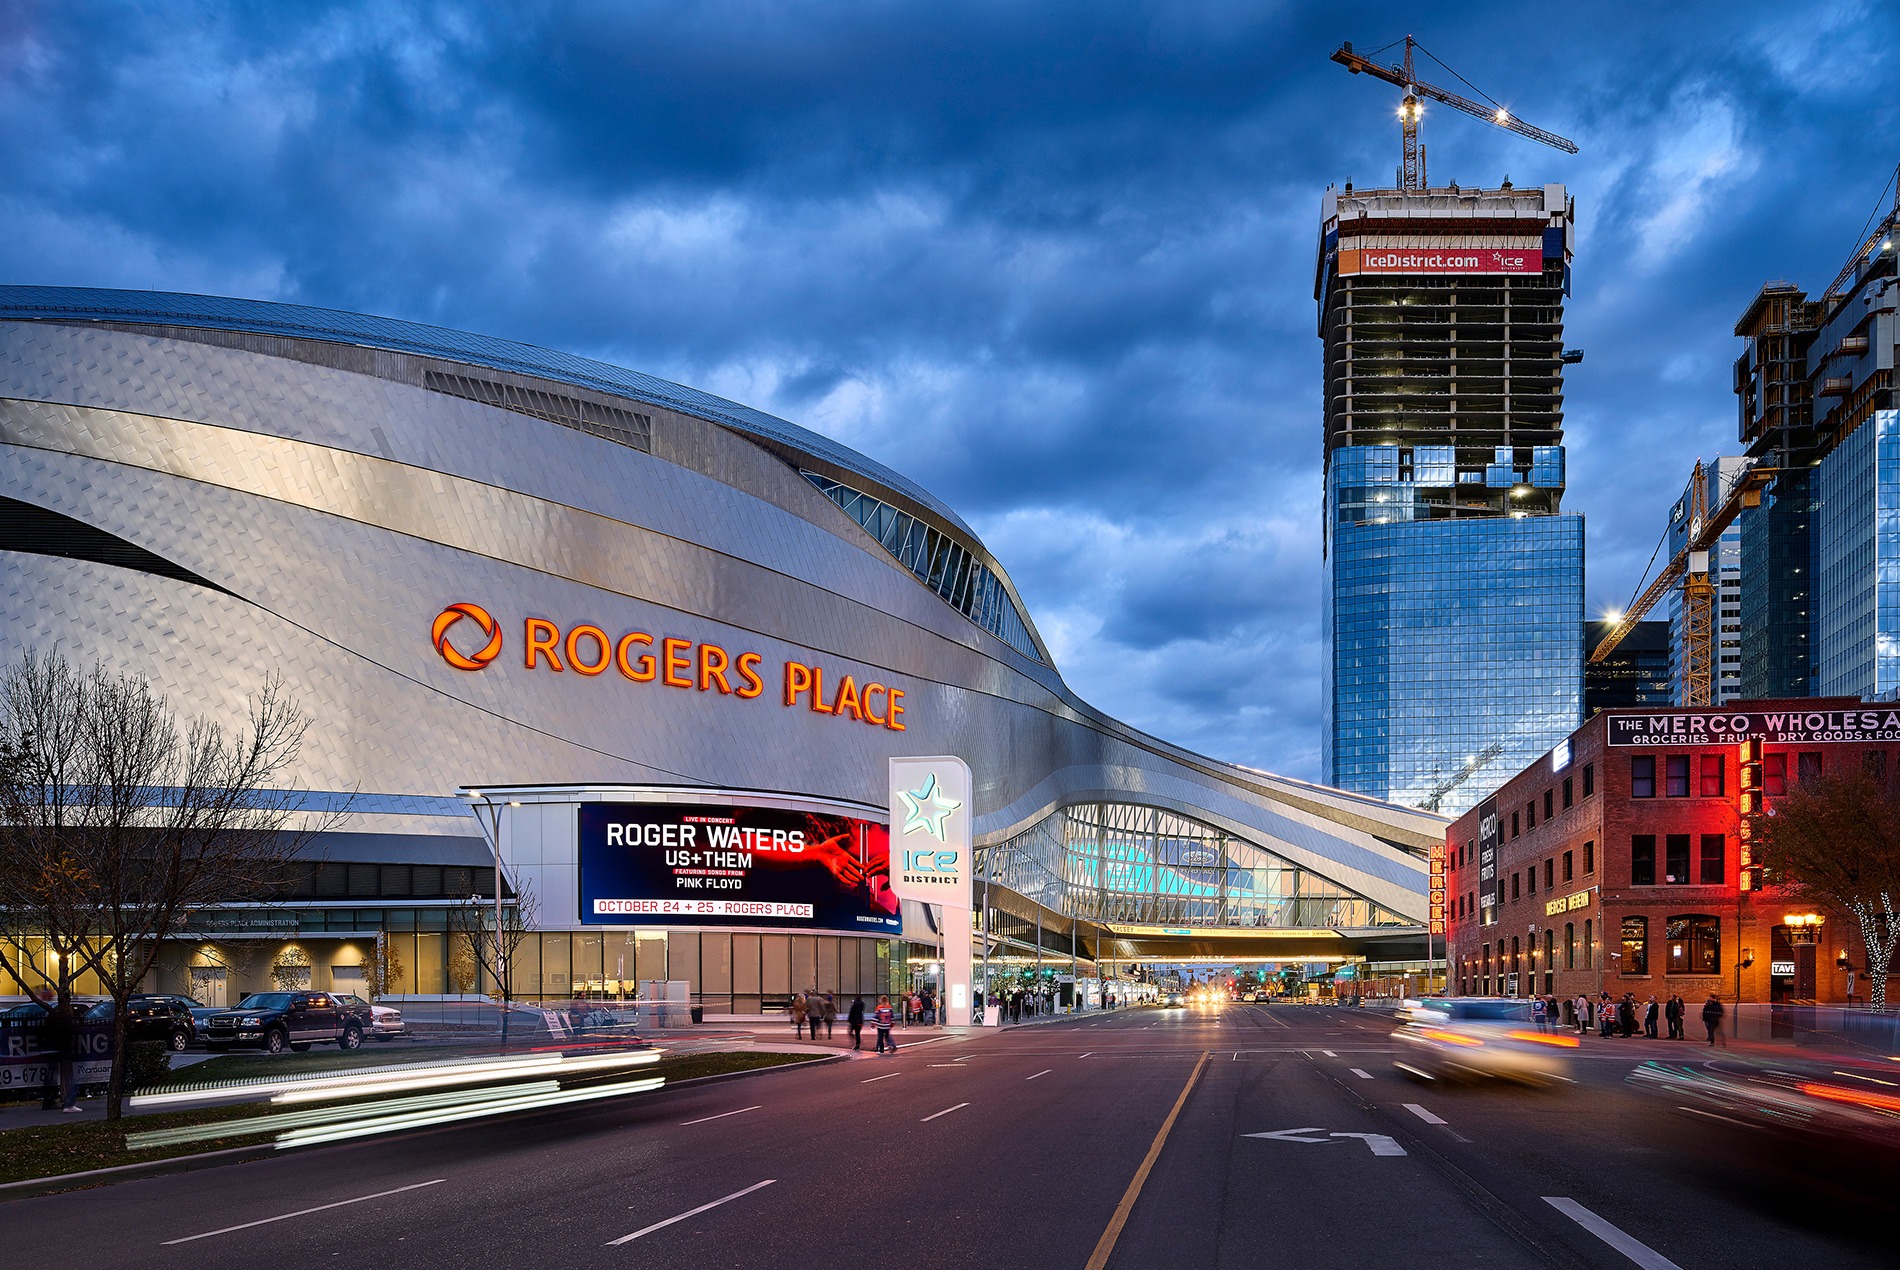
<box><xmin>3</xmin><ymin>1</ymin><xmax>1894</xmax><ymax>779</ymax></box>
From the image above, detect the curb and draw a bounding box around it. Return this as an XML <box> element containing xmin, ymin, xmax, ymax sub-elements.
<box><xmin>0</xmin><ymin>1050</ymin><xmax>846</xmax><ymax>1202</ymax></box>
<box><xmin>0</xmin><ymin>1142</ymin><xmax>279</xmax><ymax>1201</ymax></box>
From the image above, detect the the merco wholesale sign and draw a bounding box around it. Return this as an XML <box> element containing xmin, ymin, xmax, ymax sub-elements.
<box><xmin>1336</xmin><ymin>246</ymin><xmax>1543</xmax><ymax>276</ymax></box>
<box><xmin>431</xmin><ymin>603</ymin><xmax>907</xmax><ymax>730</ymax></box>
<box><xmin>1608</xmin><ymin>709</ymin><xmax>1900</xmax><ymax>747</ymax></box>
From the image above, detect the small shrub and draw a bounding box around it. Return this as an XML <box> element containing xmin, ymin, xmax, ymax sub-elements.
<box><xmin>123</xmin><ymin>1040</ymin><xmax>172</xmax><ymax>1091</ymax></box>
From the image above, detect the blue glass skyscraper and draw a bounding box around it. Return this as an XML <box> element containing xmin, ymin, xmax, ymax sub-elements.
<box><xmin>1317</xmin><ymin>184</ymin><xmax>1584</xmax><ymax>815</ymax></box>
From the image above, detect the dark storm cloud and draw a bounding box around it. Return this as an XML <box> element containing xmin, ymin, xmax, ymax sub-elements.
<box><xmin>3</xmin><ymin>0</ymin><xmax>1896</xmax><ymax>779</ymax></box>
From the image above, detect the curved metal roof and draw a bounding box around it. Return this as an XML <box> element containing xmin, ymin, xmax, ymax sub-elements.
<box><xmin>0</xmin><ymin>285</ymin><xmax>977</xmax><ymax>539</ymax></box>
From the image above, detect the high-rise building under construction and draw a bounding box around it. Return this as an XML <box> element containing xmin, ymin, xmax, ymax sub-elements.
<box><xmin>1319</xmin><ymin>182</ymin><xmax>1584</xmax><ymax>815</ymax></box>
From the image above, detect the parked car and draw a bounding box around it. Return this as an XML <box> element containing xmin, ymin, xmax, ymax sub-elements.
<box><xmin>333</xmin><ymin>994</ymin><xmax>406</xmax><ymax>1042</ymax></box>
<box><xmin>202</xmin><ymin>992</ymin><xmax>369</xmax><ymax>1054</ymax></box>
<box><xmin>99</xmin><ymin>996</ymin><xmax>199</xmax><ymax>1051</ymax></box>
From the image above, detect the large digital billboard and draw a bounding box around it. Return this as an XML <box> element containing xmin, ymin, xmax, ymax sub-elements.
<box><xmin>578</xmin><ymin>803</ymin><xmax>901</xmax><ymax>935</ymax></box>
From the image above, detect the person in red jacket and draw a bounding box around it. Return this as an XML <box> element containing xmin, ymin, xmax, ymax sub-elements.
<box><xmin>873</xmin><ymin>995</ymin><xmax>897</xmax><ymax>1056</ymax></box>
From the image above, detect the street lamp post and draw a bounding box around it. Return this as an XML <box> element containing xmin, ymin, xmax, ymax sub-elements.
<box><xmin>463</xmin><ymin>791</ymin><xmax>520</xmax><ymax>1041</ymax></box>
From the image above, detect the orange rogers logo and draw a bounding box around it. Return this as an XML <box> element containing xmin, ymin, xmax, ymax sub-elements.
<box><xmin>432</xmin><ymin>603</ymin><xmax>503</xmax><ymax>671</ymax></box>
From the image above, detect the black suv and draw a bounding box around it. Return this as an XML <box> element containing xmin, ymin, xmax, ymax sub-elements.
<box><xmin>110</xmin><ymin>996</ymin><xmax>198</xmax><ymax>1051</ymax></box>
<box><xmin>203</xmin><ymin>992</ymin><xmax>369</xmax><ymax>1054</ymax></box>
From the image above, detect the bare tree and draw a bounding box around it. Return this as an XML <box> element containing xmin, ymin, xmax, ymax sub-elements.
<box><xmin>451</xmin><ymin>889</ymin><xmax>538</xmax><ymax>1039</ymax></box>
<box><xmin>1752</xmin><ymin>768</ymin><xmax>1900</xmax><ymax>1009</ymax></box>
<box><xmin>0</xmin><ymin>651</ymin><xmax>334</xmax><ymax>1118</ymax></box>
<box><xmin>361</xmin><ymin>929</ymin><xmax>404</xmax><ymax>1000</ymax></box>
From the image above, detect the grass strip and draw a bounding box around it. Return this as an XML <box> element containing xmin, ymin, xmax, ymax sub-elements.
<box><xmin>0</xmin><ymin>1050</ymin><xmax>818</xmax><ymax>1187</ymax></box>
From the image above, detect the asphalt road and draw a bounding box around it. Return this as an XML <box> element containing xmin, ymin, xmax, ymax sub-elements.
<box><xmin>6</xmin><ymin>1005</ymin><xmax>1893</xmax><ymax>1269</ymax></box>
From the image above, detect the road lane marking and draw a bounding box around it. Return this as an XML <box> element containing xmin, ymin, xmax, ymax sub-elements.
<box><xmin>1332</xmin><ymin>1132</ymin><xmax>1405</xmax><ymax>1156</ymax></box>
<box><xmin>1403</xmin><ymin>1103</ymin><xmax>1447</xmax><ymax>1125</ymax></box>
<box><xmin>161</xmin><ymin>1179</ymin><xmax>446</xmax><ymax>1245</ymax></box>
<box><xmin>860</xmin><ymin>1073</ymin><xmax>900</xmax><ymax>1083</ymax></box>
<box><xmin>1079</xmin><ymin>1052</ymin><xmax>1094</xmax><ymax>1058</ymax></box>
<box><xmin>1351</xmin><ymin>1068</ymin><xmax>1373</xmax><ymax>1080</ymax></box>
<box><xmin>1027</xmin><ymin>1069</ymin><xmax>1053</xmax><ymax>1080</ymax></box>
<box><xmin>1543</xmin><ymin>1197</ymin><xmax>1683</xmax><ymax>1270</ymax></box>
<box><xmin>680</xmin><ymin>1105</ymin><xmax>760</xmax><ymax>1126</ymax></box>
<box><xmin>1322</xmin><ymin>1050</ymin><xmax>1337</xmax><ymax>1057</ymax></box>
<box><xmin>1083</xmin><ymin>1051</ymin><xmax>1209</xmax><ymax>1270</ymax></box>
<box><xmin>608</xmin><ymin>1180</ymin><xmax>776</xmax><ymax>1246</ymax></box>
<box><xmin>921</xmin><ymin>1102</ymin><xmax>969</xmax><ymax>1122</ymax></box>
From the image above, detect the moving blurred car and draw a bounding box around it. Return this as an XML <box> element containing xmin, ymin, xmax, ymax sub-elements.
<box><xmin>1393</xmin><ymin>997</ymin><xmax>1577</xmax><ymax>1083</ymax></box>
<box><xmin>333</xmin><ymin>994</ymin><xmax>406</xmax><ymax>1042</ymax></box>
<box><xmin>1163</xmin><ymin>991</ymin><xmax>1184</xmax><ymax>1006</ymax></box>
<box><xmin>1626</xmin><ymin>1058</ymin><xmax>1900</xmax><ymax>1210</ymax></box>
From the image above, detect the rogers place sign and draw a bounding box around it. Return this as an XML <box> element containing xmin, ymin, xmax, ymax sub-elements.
<box><xmin>431</xmin><ymin>603</ymin><xmax>908</xmax><ymax>731</ymax></box>
<box><xmin>1608</xmin><ymin>709</ymin><xmax>1900</xmax><ymax>747</ymax></box>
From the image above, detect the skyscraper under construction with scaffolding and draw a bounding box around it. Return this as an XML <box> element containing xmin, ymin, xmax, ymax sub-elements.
<box><xmin>1318</xmin><ymin>182</ymin><xmax>1585</xmax><ymax>814</ymax></box>
<box><xmin>1318</xmin><ymin>36</ymin><xmax>1587</xmax><ymax>816</ymax></box>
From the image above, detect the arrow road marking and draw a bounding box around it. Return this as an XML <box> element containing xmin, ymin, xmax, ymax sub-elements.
<box><xmin>1242</xmin><ymin>1128</ymin><xmax>1407</xmax><ymax>1156</ymax></box>
<box><xmin>1243</xmin><ymin>1127</ymin><xmax>1332</xmax><ymax>1144</ymax></box>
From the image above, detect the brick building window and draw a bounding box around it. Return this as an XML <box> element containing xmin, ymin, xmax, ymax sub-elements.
<box><xmin>1527</xmin><ymin>868</ymin><xmax>1536</xmax><ymax>896</ymax></box>
<box><xmin>1666</xmin><ymin>756</ymin><xmax>1691</xmax><ymax>797</ymax></box>
<box><xmin>1584</xmin><ymin>840</ymin><xmax>1595</xmax><ymax>874</ymax></box>
<box><xmin>1544</xmin><ymin>859</ymin><xmax>1554</xmax><ymax>891</ymax></box>
<box><xmin>1665</xmin><ymin>834</ymin><xmax>1691</xmax><ymax>884</ymax></box>
<box><xmin>1527</xmin><ymin>801</ymin><xmax>1536</xmax><ymax>829</ymax></box>
<box><xmin>1562</xmin><ymin>777</ymin><xmax>1573</xmax><ymax>809</ymax></box>
<box><xmin>1544</xmin><ymin>790</ymin><xmax>1554</xmax><ymax>819</ymax></box>
<box><xmin>1621</xmin><ymin>915</ymin><xmax>1648</xmax><ymax>975</ymax></box>
<box><xmin>1583</xmin><ymin>918</ymin><xmax>1593</xmax><ymax>969</ymax></box>
<box><xmin>1764</xmin><ymin>753</ymin><xmax>1787</xmax><ymax>796</ymax></box>
<box><xmin>1631</xmin><ymin>835</ymin><xmax>1656</xmax><ymax>885</ymax></box>
<box><xmin>1631</xmin><ymin>756</ymin><xmax>1655</xmax><ymax>798</ymax></box>
<box><xmin>1798</xmin><ymin>751</ymin><xmax>1822</xmax><ymax>786</ymax></box>
<box><xmin>1512</xmin><ymin>872</ymin><xmax>1521</xmax><ymax>900</ymax></box>
<box><xmin>1562</xmin><ymin>850</ymin><xmax>1574</xmax><ymax>882</ymax></box>
<box><xmin>1699</xmin><ymin>754</ymin><xmax>1724</xmax><ymax>797</ymax></box>
<box><xmin>1564</xmin><ymin>921</ymin><xmax>1576</xmax><ymax>969</ymax></box>
<box><xmin>1583</xmin><ymin>762</ymin><xmax>1595</xmax><ymax>797</ymax></box>
<box><xmin>1512</xmin><ymin>811</ymin><xmax>1521</xmax><ymax>838</ymax></box>
<box><xmin>1666</xmin><ymin>914</ymin><xmax>1720</xmax><ymax>975</ymax></box>
<box><xmin>1699</xmin><ymin>834</ymin><xmax>1724</xmax><ymax>884</ymax></box>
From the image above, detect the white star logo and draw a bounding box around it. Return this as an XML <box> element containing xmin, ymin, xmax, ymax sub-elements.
<box><xmin>898</xmin><ymin>773</ymin><xmax>962</xmax><ymax>841</ymax></box>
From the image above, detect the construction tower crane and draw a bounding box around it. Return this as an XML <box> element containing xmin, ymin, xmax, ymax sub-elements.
<box><xmin>1589</xmin><ymin>461</ymin><xmax>1778</xmax><ymax>705</ymax></box>
<box><xmin>1331</xmin><ymin>35</ymin><xmax>1578</xmax><ymax>189</ymax></box>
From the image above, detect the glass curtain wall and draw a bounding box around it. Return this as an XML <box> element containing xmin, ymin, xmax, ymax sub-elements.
<box><xmin>980</xmin><ymin>803</ymin><xmax>1408</xmax><ymax>931</ymax></box>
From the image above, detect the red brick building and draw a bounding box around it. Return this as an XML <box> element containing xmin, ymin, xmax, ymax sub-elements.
<box><xmin>1444</xmin><ymin>700</ymin><xmax>1900</xmax><ymax>1006</ymax></box>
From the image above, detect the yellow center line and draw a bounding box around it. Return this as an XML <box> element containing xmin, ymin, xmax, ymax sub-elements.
<box><xmin>1082</xmin><ymin>1050</ymin><xmax>1210</xmax><ymax>1270</ymax></box>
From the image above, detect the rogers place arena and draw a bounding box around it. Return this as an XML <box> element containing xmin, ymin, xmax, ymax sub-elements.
<box><xmin>0</xmin><ymin>286</ymin><xmax>1445</xmax><ymax>1016</ymax></box>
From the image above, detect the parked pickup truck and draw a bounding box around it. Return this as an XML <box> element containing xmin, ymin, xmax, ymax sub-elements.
<box><xmin>202</xmin><ymin>992</ymin><xmax>369</xmax><ymax>1054</ymax></box>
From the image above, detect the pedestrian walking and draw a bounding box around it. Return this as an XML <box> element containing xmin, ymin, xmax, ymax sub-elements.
<box><xmin>822</xmin><ymin>992</ymin><xmax>837</xmax><ymax>1040</ymax></box>
<box><xmin>1664</xmin><ymin>994</ymin><xmax>1684</xmax><ymax>1040</ymax></box>
<box><xmin>1644</xmin><ymin>996</ymin><xmax>1659</xmax><ymax>1039</ymax></box>
<box><xmin>1701</xmin><ymin>994</ymin><xmax>1726</xmax><ymax>1047</ymax></box>
<box><xmin>1531</xmin><ymin>995</ymin><xmax>1549</xmax><ymax>1032</ymax></box>
<box><xmin>847</xmin><ymin>995</ymin><xmax>865</xmax><ymax>1050</ymax></box>
<box><xmin>873</xmin><ymin>995</ymin><xmax>897</xmax><ymax>1055</ymax></box>
<box><xmin>1573</xmin><ymin>993</ymin><xmax>1590</xmax><ymax>1036</ymax></box>
<box><xmin>791</xmin><ymin>992</ymin><xmax>808</xmax><ymax>1039</ymax></box>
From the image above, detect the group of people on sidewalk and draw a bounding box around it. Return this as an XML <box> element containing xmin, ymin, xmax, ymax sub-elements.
<box><xmin>787</xmin><ymin>991</ymin><xmax>900</xmax><ymax>1054</ymax></box>
<box><xmin>1524</xmin><ymin>990</ymin><xmax>1729</xmax><ymax>1046</ymax></box>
